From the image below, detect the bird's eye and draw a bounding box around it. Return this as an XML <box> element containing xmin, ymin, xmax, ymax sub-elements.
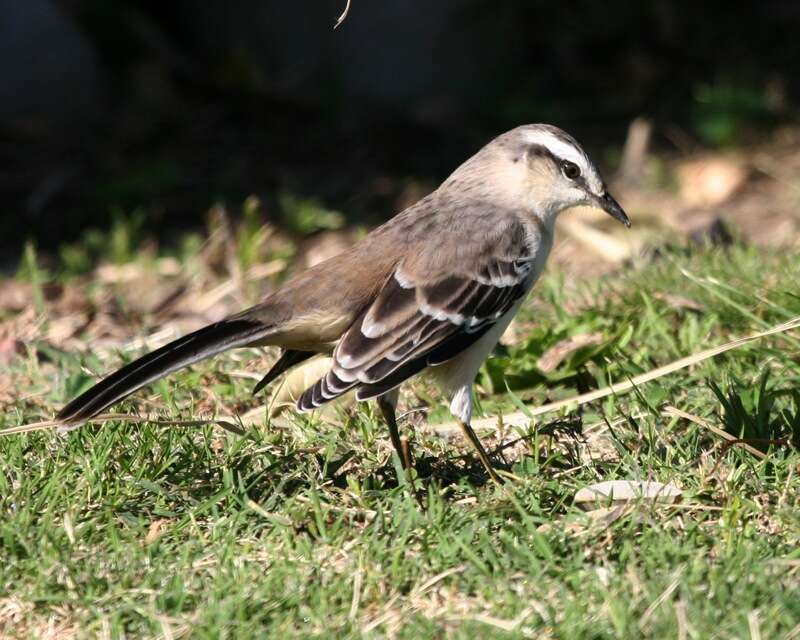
<box><xmin>561</xmin><ymin>160</ymin><xmax>581</xmax><ymax>180</ymax></box>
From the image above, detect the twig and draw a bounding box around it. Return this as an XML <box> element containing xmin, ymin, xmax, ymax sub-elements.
<box><xmin>662</xmin><ymin>405</ymin><xmax>766</xmax><ymax>459</ymax></box>
<box><xmin>334</xmin><ymin>0</ymin><xmax>352</xmax><ymax>29</ymax></box>
<box><xmin>2</xmin><ymin>413</ymin><xmax>246</xmax><ymax>437</ymax></box>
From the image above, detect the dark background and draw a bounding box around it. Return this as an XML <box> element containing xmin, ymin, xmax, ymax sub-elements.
<box><xmin>2</xmin><ymin>0</ymin><xmax>798</xmax><ymax>261</ymax></box>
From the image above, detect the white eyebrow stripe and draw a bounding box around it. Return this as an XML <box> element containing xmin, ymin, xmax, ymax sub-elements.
<box><xmin>522</xmin><ymin>129</ymin><xmax>603</xmax><ymax>193</ymax></box>
<box><xmin>523</xmin><ymin>129</ymin><xmax>587</xmax><ymax>169</ymax></box>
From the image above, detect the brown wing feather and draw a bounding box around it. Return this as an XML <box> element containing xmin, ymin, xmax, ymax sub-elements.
<box><xmin>296</xmin><ymin>255</ymin><xmax>533</xmax><ymax>411</ymax></box>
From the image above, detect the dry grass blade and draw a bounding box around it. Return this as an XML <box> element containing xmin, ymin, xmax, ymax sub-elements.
<box><xmin>639</xmin><ymin>567</ymin><xmax>685</xmax><ymax>630</ymax></box>
<box><xmin>1</xmin><ymin>413</ymin><xmax>246</xmax><ymax>437</ymax></box>
<box><xmin>748</xmin><ymin>610</ymin><xmax>762</xmax><ymax>640</ymax></box>
<box><xmin>8</xmin><ymin>317</ymin><xmax>798</xmax><ymax>441</ymax></box>
<box><xmin>528</xmin><ymin>315</ymin><xmax>800</xmax><ymax>416</ymax></box>
<box><xmin>662</xmin><ymin>405</ymin><xmax>767</xmax><ymax>459</ymax></box>
<box><xmin>438</xmin><ymin>315</ymin><xmax>800</xmax><ymax>432</ymax></box>
<box><xmin>333</xmin><ymin>0</ymin><xmax>351</xmax><ymax>29</ymax></box>
<box><xmin>411</xmin><ymin>565</ymin><xmax>467</xmax><ymax>597</ymax></box>
<box><xmin>558</xmin><ymin>216</ymin><xmax>634</xmax><ymax>263</ymax></box>
<box><xmin>451</xmin><ymin>606</ymin><xmax>537</xmax><ymax>633</ymax></box>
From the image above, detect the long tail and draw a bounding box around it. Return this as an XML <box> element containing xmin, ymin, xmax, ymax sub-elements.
<box><xmin>57</xmin><ymin>318</ymin><xmax>271</xmax><ymax>427</ymax></box>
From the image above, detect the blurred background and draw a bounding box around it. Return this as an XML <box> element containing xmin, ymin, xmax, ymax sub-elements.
<box><xmin>4</xmin><ymin>5</ymin><xmax>800</xmax><ymax>633</ymax></box>
<box><xmin>1</xmin><ymin>0</ymin><xmax>799</xmax><ymax>272</ymax></box>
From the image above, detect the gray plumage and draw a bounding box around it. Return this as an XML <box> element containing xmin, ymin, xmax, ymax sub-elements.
<box><xmin>57</xmin><ymin>124</ymin><xmax>629</xmax><ymax>480</ymax></box>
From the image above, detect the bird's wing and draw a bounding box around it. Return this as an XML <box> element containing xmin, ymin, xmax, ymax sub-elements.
<box><xmin>297</xmin><ymin>224</ymin><xmax>536</xmax><ymax>410</ymax></box>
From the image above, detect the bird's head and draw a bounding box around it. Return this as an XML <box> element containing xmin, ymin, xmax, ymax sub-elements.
<box><xmin>450</xmin><ymin>124</ymin><xmax>630</xmax><ymax>230</ymax></box>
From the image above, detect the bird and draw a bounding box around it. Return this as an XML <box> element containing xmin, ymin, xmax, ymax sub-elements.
<box><xmin>57</xmin><ymin>124</ymin><xmax>630</xmax><ymax>483</ymax></box>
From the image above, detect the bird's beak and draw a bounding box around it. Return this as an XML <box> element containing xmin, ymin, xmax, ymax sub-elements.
<box><xmin>596</xmin><ymin>192</ymin><xmax>631</xmax><ymax>228</ymax></box>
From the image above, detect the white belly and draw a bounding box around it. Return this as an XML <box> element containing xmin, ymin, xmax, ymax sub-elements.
<box><xmin>428</xmin><ymin>299</ymin><xmax>523</xmax><ymax>394</ymax></box>
<box><xmin>429</xmin><ymin>222</ymin><xmax>552</xmax><ymax>422</ymax></box>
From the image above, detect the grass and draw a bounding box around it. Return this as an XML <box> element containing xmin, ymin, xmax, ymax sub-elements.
<box><xmin>1</xmin><ymin>240</ymin><xmax>799</xmax><ymax>638</ymax></box>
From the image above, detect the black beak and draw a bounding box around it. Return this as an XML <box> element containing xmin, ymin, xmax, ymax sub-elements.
<box><xmin>597</xmin><ymin>192</ymin><xmax>631</xmax><ymax>228</ymax></box>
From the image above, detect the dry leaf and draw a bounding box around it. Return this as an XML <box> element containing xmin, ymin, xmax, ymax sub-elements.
<box><xmin>537</xmin><ymin>332</ymin><xmax>604</xmax><ymax>373</ymax></box>
<box><xmin>653</xmin><ymin>292</ymin><xmax>705</xmax><ymax>312</ymax></box>
<box><xmin>0</xmin><ymin>281</ymin><xmax>63</xmax><ymax>312</ymax></box>
<box><xmin>0</xmin><ymin>308</ymin><xmax>41</xmax><ymax>363</ymax></box>
<box><xmin>46</xmin><ymin>313</ymin><xmax>90</xmax><ymax>346</ymax></box>
<box><xmin>0</xmin><ymin>281</ymin><xmax>35</xmax><ymax>312</ymax></box>
<box><xmin>0</xmin><ymin>336</ymin><xmax>24</xmax><ymax>364</ymax></box>
<box><xmin>676</xmin><ymin>157</ymin><xmax>748</xmax><ymax>207</ymax></box>
<box><xmin>300</xmin><ymin>230</ymin><xmax>357</xmax><ymax>268</ymax></box>
<box><xmin>537</xmin><ymin>504</ymin><xmax>628</xmax><ymax>535</ymax></box>
<box><xmin>143</xmin><ymin>519</ymin><xmax>170</xmax><ymax>546</ymax></box>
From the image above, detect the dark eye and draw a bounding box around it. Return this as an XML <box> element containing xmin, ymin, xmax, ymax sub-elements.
<box><xmin>561</xmin><ymin>160</ymin><xmax>581</xmax><ymax>180</ymax></box>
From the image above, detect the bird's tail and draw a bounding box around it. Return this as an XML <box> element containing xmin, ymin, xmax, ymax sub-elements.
<box><xmin>56</xmin><ymin>318</ymin><xmax>270</xmax><ymax>427</ymax></box>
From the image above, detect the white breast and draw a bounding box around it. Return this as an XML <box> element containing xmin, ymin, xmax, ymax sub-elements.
<box><xmin>431</xmin><ymin>220</ymin><xmax>553</xmax><ymax>424</ymax></box>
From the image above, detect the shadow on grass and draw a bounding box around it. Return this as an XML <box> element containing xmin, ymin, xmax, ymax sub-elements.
<box><xmin>710</xmin><ymin>371</ymin><xmax>800</xmax><ymax>453</ymax></box>
<box><xmin>63</xmin><ymin>411</ymin><xmax>591</xmax><ymax>520</ymax></box>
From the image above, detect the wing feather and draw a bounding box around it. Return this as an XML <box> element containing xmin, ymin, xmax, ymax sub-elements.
<box><xmin>296</xmin><ymin>251</ymin><xmax>534</xmax><ymax>411</ymax></box>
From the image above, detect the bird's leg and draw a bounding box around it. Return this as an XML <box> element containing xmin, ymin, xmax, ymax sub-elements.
<box><xmin>377</xmin><ymin>392</ymin><xmax>421</xmax><ymax>504</ymax></box>
<box><xmin>458</xmin><ymin>420</ymin><xmax>503</xmax><ymax>484</ymax></box>
<box><xmin>377</xmin><ymin>391</ymin><xmax>413</xmax><ymax>471</ymax></box>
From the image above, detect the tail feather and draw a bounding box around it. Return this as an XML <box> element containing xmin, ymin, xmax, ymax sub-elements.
<box><xmin>252</xmin><ymin>349</ymin><xmax>314</xmax><ymax>396</ymax></box>
<box><xmin>57</xmin><ymin>319</ymin><xmax>269</xmax><ymax>426</ymax></box>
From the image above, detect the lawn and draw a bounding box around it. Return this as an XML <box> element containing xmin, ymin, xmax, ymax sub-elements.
<box><xmin>1</xmin><ymin>236</ymin><xmax>799</xmax><ymax>638</ymax></box>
